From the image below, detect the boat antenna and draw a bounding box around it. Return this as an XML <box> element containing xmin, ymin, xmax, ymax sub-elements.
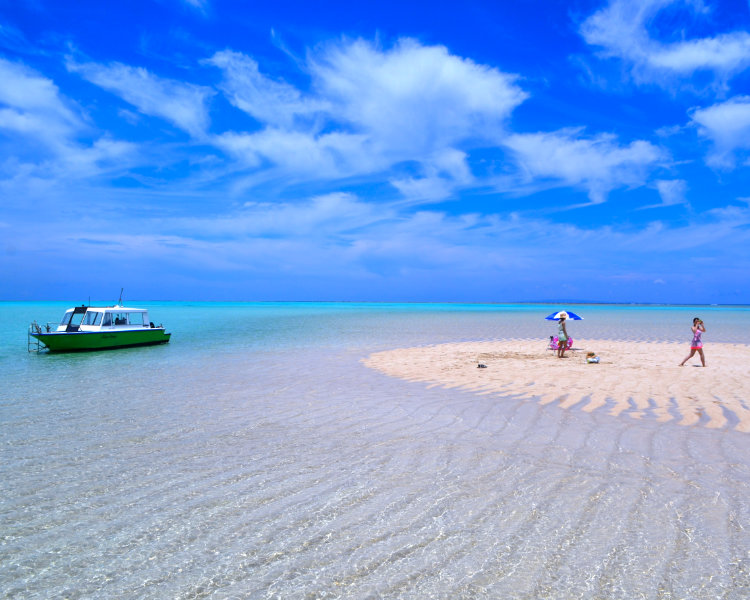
<box><xmin>118</xmin><ymin>288</ymin><xmax>124</xmax><ymax>306</ymax></box>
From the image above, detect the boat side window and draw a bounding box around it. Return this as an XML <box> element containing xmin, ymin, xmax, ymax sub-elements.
<box><xmin>83</xmin><ymin>311</ymin><xmax>102</xmax><ymax>326</ymax></box>
<box><xmin>102</xmin><ymin>313</ymin><xmax>112</xmax><ymax>326</ymax></box>
<box><xmin>60</xmin><ymin>311</ymin><xmax>73</xmax><ymax>326</ymax></box>
<box><xmin>128</xmin><ymin>312</ymin><xmax>147</xmax><ymax>327</ymax></box>
<box><xmin>112</xmin><ymin>313</ymin><xmax>128</xmax><ymax>326</ymax></box>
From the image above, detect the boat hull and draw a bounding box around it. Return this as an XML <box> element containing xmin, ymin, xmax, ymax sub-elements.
<box><xmin>31</xmin><ymin>329</ymin><xmax>171</xmax><ymax>352</ymax></box>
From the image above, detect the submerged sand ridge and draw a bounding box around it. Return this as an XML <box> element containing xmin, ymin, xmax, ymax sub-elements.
<box><xmin>363</xmin><ymin>339</ymin><xmax>750</xmax><ymax>432</ymax></box>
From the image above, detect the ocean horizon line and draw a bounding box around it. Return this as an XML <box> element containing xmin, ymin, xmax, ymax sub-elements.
<box><xmin>1</xmin><ymin>299</ymin><xmax>749</xmax><ymax>308</ymax></box>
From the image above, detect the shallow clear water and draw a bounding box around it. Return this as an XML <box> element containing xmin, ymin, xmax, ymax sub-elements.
<box><xmin>1</xmin><ymin>302</ymin><xmax>749</xmax><ymax>598</ymax></box>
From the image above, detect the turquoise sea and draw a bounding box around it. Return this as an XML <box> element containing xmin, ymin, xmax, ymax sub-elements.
<box><xmin>1</xmin><ymin>302</ymin><xmax>749</xmax><ymax>598</ymax></box>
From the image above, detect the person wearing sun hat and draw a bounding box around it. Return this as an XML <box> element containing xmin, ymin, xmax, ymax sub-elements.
<box><xmin>556</xmin><ymin>312</ymin><xmax>569</xmax><ymax>358</ymax></box>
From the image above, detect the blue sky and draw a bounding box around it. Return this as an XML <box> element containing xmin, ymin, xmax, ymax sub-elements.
<box><xmin>1</xmin><ymin>0</ymin><xmax>749</xmax><ymax>303</ymax></box>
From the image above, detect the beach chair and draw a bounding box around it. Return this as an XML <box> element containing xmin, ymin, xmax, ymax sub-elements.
<box><xmin>547</xmin><ymin>336</ymin><xmax>573</xmax><ymax>351</ymax></box>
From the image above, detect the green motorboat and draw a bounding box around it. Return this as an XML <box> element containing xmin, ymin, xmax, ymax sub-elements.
<box><xmin>29</xmin><ymin>304</ymin><xmax>171</xmax><ymax>352</ymax></box>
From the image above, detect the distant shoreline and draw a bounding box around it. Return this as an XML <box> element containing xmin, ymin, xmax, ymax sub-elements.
<box><xmin>2</xmin><ymin>299</ymin><xmax>749</xmax><ymax>307</ymax></box>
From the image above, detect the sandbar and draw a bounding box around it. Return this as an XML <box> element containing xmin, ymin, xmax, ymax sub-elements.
<box><xmin>363</xmin><ymin>339</ymin><xmax>750</xmax><ymax>432</ymax></box>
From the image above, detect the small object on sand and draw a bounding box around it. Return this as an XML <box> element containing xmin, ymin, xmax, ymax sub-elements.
<box><xmin>477</xmin><ymin>363</ymin><xmax>487</xmax><ymax>368</ymax></box>
<box><xmin>586</xmin><ymin>352</ymin><xmax>600</xmax><ymax>364</ymax></box>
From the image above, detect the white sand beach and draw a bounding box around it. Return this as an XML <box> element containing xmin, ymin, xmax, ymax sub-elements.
<box><xmin>364</xmin><ymin>339</ymin><xmax>750</xmax><ymax>432</ymax></box>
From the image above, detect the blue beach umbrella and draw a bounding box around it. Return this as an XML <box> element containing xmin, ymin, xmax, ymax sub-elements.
<box><xmin>545</xmin><ymin>310</ymin><xmax>583</xmax><ymax>320</ymax></box>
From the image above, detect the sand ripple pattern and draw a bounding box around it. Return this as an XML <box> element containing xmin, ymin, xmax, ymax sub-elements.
<box><xmin>364</xmin><ymin>339</ymin><xmax>750</xmax><ymax>432</ymax></box>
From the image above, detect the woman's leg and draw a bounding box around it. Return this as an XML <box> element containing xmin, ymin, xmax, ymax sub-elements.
<box><xmin>697</xmin><ymin>348</ymin><xmax>705</xmax><ymax>366</ymax></box>
<box><xmin>679</xmin><ymin>349</ymin><xmax>696</xmax><ymax>366</ymax></box>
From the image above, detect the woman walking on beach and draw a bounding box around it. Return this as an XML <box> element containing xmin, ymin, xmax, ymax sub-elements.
<box><xmin>557</xmin><ymin>314</ymin><xmax>569</xmax><ymax>358</ymax></box>
<box><xmin>679</xmin><ymin>317</ymin><xmax>706</xmax><ymax>367</ymax></box>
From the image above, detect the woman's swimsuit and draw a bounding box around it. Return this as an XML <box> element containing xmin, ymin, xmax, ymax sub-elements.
<box><xmin>691</xmin><ymin>328</ymin><xmax>703</xmax><ymax>349</ymax></box>
<box><xmin>558</xmin><ymin>322</ymin><xmax>567</xmax><ymax>342</ymax></box>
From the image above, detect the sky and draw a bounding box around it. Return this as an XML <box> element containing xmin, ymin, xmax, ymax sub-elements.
<box><xmin>1</xmin><ymin>0</ymin><xmax>750</xmax><ymax>303</ymax></box>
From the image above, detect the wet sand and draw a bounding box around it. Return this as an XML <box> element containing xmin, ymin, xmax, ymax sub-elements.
<box><xmin>364</xmin><ymin>339</ymin><xmax>750</xmax><ymax>432</ymax></box>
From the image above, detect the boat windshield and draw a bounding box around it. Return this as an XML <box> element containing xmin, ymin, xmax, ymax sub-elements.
<box><xmin>60</xmin><ymin>311</ymin><xmax>73</xmax><ymax>326</ymax></box>
<box><xmin>69</xmin><ymin>311</ymin><xmax>85</xmax><ymax>329</ymax></box>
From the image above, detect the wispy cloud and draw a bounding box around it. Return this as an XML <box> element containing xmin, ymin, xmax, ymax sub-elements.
<box><xmin>8</xmin><ymin>191</ymin><xmax>748</xmax><ymax>300</ymax></box>
<box><xmin>0</xmin><ymin>57</ymin><xmax>82</xmax><ymax>141</ymax></box>
<box><xmin>178</xmin><ymin>192</ymin><xmax>389</xmax><ymax>239</ymax></box>
<box><xmin>67</xmin><ymin>58</ymin><xmax>215</xmax><ymax>137</ymax></box>
<box><xmin>580</xmin><ymin>0</ymin><xmax>750</xmax><ymax>89</ymax></box>
<box><xmin>502</xmin><ymin>128</ymin><xmax>666</xmax><ymax>205</ymax></box>
<box><xmin>690</xmin><ymin>96</ymin><xmax>750</xmax><ymax>167</ymax></box>
<box><xmin>0</xmin><ymin>21</ymin><xmax>42</xmax><ymax>56</ymax></box>
<box><xmin>0</xmin><ymin>57</ymin><xmax>136</xmax><ymax>187</ymax></box>
<box><xmin>634</xmin><ymin>178</ymin><xmax>688</xmax><ymax>210</ymax></box>
<box><xmin>206</xmin><ymin>49</ymin><xmax>327</xmax><ymax>128</ymax></box>
<box><xmin>654</xmin><ymin>178</ymin><xmax>688</xmax><ymax>206</ymax></box>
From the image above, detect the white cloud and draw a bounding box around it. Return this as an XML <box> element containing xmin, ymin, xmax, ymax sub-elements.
<box><xmin>6</xmin><ymin>180</ymin><xmax>748</xmax><ymax>301</ymax></box>
<box><xmin>690</xmin><ymin>96</ymin><xmax>750</xmax><ymax>167</ymax></box>
<box><xmin>580</xmin><ymin>0</ymin><xmax>750</xmax><ymax>87</ymax></box>
<box><xmin>649</xmin><ymin>33</ymin><xmax>750</xmax><ymax>74</ymax></box>
<box><xmin>206</xmin><ymin>50</ymin><xmax>327</xmax><ymax>128</ymax></box>
<box><xmin>232</xmin><ymin>192</ymin><xmax>386</xmax><ymax>237</ymax></box>
<box><xmin>389</xmin><ymin>175</ymin><xmax>456</xmax><ymax>203</ymax></box>
<box><xmin>390</xmin><ymin>149</ymin><xmax>473</xmax><ymax>203</ymax></box>
<box><xmin>33</xmin><ymin>192</ymin><xmax>750</xmax><ymax>293</ymax></box>
<box><xmin>0</xmin><ymin>58</ymin><xmax>82</xmax><ymax>145</ymax></box>
<box><xmin>207</xmin><ymin>39</ymin><xmax>527</xmax><ymax>196</ymax></box>
<box><xmin>213</xmin><ymin>128</ymin><xmax>371</xmax><ymax>177</ymax></box>
<box><xmin>205</xmin><ymin>38</ymin><xmax>680</xmax><ymax>208</ymax></box>
<box><xmin>503</xmin><ymin>128</ymin><xmax>665</xmax><ymax>205</ymax></box>
<box><xmin>61</xmin><ymin>137</ymin><xmax>136</xmax><ymax>176</ymax></box>
<box><xmin>310</xmin><ymin>38</ymin><xmax>527</xmax><ymax>155</ymax></box>
<box><xmin>654</xmin><ymin>179</ymin><xmax>688</xmax><ymax>205</ymax></box>
<box><xmin>0</xmin><ymin>58</ymin><xmax>137</xmax><ymax>184</ymax></box>
<box><xmin>208</xmin><ymin>39</ymin><xmax>674</xmax><ymax>207</ymax></box>
<box><xmin>634</xmin><ymin>178</ymin><xmax>687</xmax><ymax>210</ymax></box>
<box><xmin>67</xmin><ymin>58</ymin><xmax>215</xmax><ymax>137</ymax></box>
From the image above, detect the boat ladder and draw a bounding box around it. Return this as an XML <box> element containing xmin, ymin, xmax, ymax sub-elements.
<box><xmin>28</xmin><ymin>321</ymin><xmax>44</xmax><ymax>352</ymax></box>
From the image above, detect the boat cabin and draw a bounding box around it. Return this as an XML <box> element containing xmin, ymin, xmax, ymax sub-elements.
<box><xmin>57</xmin><ymin>305</ymin><xmax>155</xmax><ymax>333</ymax></box>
